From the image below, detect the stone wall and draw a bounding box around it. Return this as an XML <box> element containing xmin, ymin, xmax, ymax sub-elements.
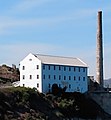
<box><xmin>89</xmin><ymin>92</ymin><xmax>111</xmax><ymax>115</ymax></box>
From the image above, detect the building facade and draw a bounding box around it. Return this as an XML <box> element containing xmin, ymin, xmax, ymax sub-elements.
<box><xmin>20</xmin><ymin>53</ymin><xmax>88</xmax><ymax>93</ymax></box>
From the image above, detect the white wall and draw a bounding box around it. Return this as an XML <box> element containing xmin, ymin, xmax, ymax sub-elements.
<box><xmin>20</xmin><ymin>53</ymin><xmax>42</xmax><ymax>92</ymax></box>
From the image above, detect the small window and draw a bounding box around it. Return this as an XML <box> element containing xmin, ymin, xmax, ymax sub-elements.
<box><xmin>69</xmin><ymin>84</ymin><xmax>71</xmax><ymax>89</ymax></box>
<box><xmin>74</xmin><ymin>76</ymin><xmax>76</xmax><ymax>80</ymax></box>
<box><xmin>48</xmin><ymin>65</ymin><xmax>50</xmax><ymax>70</ymax></box>
<box><xmin>59</xmin><ymin>84</ymin><xmax>61</xmax><ymax>87</ymax></box>
<box><xmin>43</xmin><ymin>65</ymin><xmax>45</xmax><ymax>70</ymax></box>
<box><xmin>23</xmin><ymin>84</ymin><xmax>25</xmax><ymax>87</ymax></box>
<box><xmin>69</xmin><ymin>76</ymin><xmax>71</xmax><ymax>80</ymax></box>
<box><xmin>78</xmin><ymin>67</ymin><xmax>80</xmax><ymax>72</ymax></box>
<box><xmin>59</xmin><ymin>75</ymin><xmax>61</xmax><ymax>80</ymax></box>
<box><xmin>49</xmin><ymin>84</ymin><xmax>50</xmax><ymax>88</ymax></box>
<box><xmin>83</xmin><ymin>68</ymin><xmax>85</xmax><ymax>72</ymax></box>
<box><xmin>29</xmin><ymin>58</ymin><xmax>32</xmax><ymax>61</ymax></box>
<box><xmin>54</xmin><ymin>65</ymin><xmax>56</xmax><ymax>70</ymax></box>
<box><xmin>74</xmin><ymin>67</ymin><xmax>76</xmax><ymax>71</ymax></box>
<box><xmin>37</xmin><ymin>75</ymin><xmax>39</xmax><ymax>79</ymax></box>
<box><xmin>83</xmin><ymin>77</ymin><xmax>85</xmax><ymax>81</ymax></box>
<box><xmin>64</xmin><ymin>76</ymin><xmax>65</xmax><ymax>80</ymax></box>
<box><xmin>30</xmin><ymin>75</ymin><xmax>32</xmax><ymax>79</ymax></box>
<box><xmin>54</xmin><ymin>75</ymin><xmax>56</xmax><ymax>80</ymax></box>
<box><xmin>37</xmin><ymin>65</ymin><xmax>39</xmax><ymax>69</ymax></box>
<box><xmin>69</xmin><ymin>67</ymin><xmax>71</xmax><ymax>71</ymax></box>
<box><xmin>23</xmin><ymin>75</ymin><xmax>25</xmax><ymax>79</ymax></box>
<box><xmin>79</xmin><ymin>76</ymin><xmax>80</xmax><ymax>81</ymax></box>
<box><xmin>43</xmin><ymin>75</ymin><xmax>45</xmax><ymax>79</ymax></box>
<box><xmin>64</xmin><ymin>66</ymin><xmax>66</xmax><ymax>71</ymax></box>
<box><xmin>59</xmin><ymin>66</ymin><xmax>61</xmax><ymax>70</ymax></box>
<box><xmin>49</xmin><ymin>75</ymin><xmax>50</xmax><ymax>79</ymax></box>
<box><xmin>37</xmin><ymin>83</ymin><xmax>39</xmax><ymax>88</ymax></box>
<box><xmin>22</xmin><ymin>66</ymin><xmax>25</xmax><ymax>70</ymax></box>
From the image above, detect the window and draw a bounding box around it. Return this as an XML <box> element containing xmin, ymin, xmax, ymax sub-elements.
<box><xmin>59</xmin><ymin>84</ymin><xmax>61</xmax><ymax>87</ymax></box>
<box><xmin>69</xmin><ymin>84</ymin><xmax>71</xmax><ymax>89</ymax></box>
<box><xmin>78</xmin><ymin>67</ymin><xmax>80</xmax><ymax>72</ymax></box>
<box><xmin>64</xmin><ymin>66</ymin><xmax>66</xmax><ymax>71</ymax></box>
<box><xmin>23</xmin><ymin>84</ymin><xmax>25</xmax><ymax>87</ymax></box>
<box><xmin>37</xmin><ymin>75</ymin><xmax>39</xmax><ymax>79</ymax></box>
<box><xmin>83</xmin><ymin>77</ymin><xmax>85</xmax><ymax>81</ymax></box>
<box><xmin>69</xmin><ymin>76</ymin><xmax>71</xmax><ymax>80</ymax></box>
<box><xmin>29</xmin><ymin>58</ymin><xmax>32</xmax><ymax>61</ymax></box>
<box><xmin>59</xmin><ymin>66</ymin><xmax>61</xmax><ymax>70</ymax></box>
<box><xmin>59</xmin><ymin>75</ymin><xmax>61</xmax><ymax>80</ymax></box>
<box><xmin>74</xmin><ymin>67</ymin><xmax>76</xmax><ymax>71</ymax></box>
<box><xmin>83</xmin><ymin>68</ymin><xmax>85</xmax><ymax>72</ymax></box>
<box><xmin>54</xmin><ymin>75</ymin><xmax>56</xmax><ymax>80</ymax></box>
<box><xmin>37</xmin><ymin>83</ymin><xmax>39</xmax><ymax>88</ymax></box>
<box><xmin>30</xmin><ymin>75</ymin><xmax>32</xmax><ymax>79</ymax></box>
<box><xmin>48</xmin><ymin>65</ymin><xmax>50</xmax><ymax>70</ymax></box>
<box><xmin>22</xmin><ymin>66</ymin><xmax>25</xmax><ymax>70</ymax></box>
<box><xmin>37</xmin><ymin>65</ymin><xmax>39</xmax><ymax>69</ymax></box>
<box><xmin>54</xmin><ymin>65</ymin><xmax>56</xmax><ymax>70</ymax></box>
<box><xmin>49</xmin><ymin>84</ymin><xmax>50</xmax><ymax>88</ymax></box>
<box><xmin>23</xmin><ymin>75</ymin><xmax>25</xmax><ymax>79</ymax></box>
<box><xmin>43</xmin><ymin>65</ymin><xmax>45</xmax><ymax>70</ymax></box>
<box><xmin>49</xmin><ymin>75</ymin><xmax>50</xmax><ymax>79</ymax></box>
<box><xmin>43</xmin><ymin>75</ymin><xmax>45</xmax><ymax>79</ymax></box>
<box><xmin>64</xmin><ymin>76</ymin><xmax>65</xmax><ymax>80</ymax></box>
<box><xmin>74</xmin><ymin>76</ymin><xmax>76</xmax><ymax>80</ymax></box>
<box><xmin>79</xmin><ymin>76</ymin><xmax>80</xmax><ymax>81</ymax></box>
<box><xmin>69</xmin><ymin>67</ymin><xmax>71</xmax><ymax>71</ymax></box>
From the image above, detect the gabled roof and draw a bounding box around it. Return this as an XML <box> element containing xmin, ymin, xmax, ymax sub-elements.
<box><xmin>33</xmin><ymin>54</ymin><xmax>88</xmax><ymax>67</ymax></box>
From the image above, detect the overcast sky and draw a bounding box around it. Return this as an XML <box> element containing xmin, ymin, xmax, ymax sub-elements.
<box><xmin>0</xmin><ymin>0</ymin><xmax>111</xmax><ymax>79</ymax></box>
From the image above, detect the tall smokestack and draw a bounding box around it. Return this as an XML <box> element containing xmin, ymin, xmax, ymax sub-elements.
<box><xmin>96</xmin><ymin>11</ymin><xmax>104</xmax><ymax>88</ymax></box>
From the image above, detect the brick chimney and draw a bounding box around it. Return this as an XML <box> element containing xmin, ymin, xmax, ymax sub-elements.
<box><xmin>96</xmin><ymin>11</ymin><xmax>104</xmax><ymax>88</ymax></box>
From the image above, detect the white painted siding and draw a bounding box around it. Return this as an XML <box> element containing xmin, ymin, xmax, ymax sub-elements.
<box><xmin>20</xmin><ymin>53</ymin><xmax>42</xmax><ymax>92</ymax></box>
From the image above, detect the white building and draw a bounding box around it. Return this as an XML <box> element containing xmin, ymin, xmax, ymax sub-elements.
<box><xmin>20</xmin><ymin>53</ymin><xmax>88</xmax><ymax>93</ymax></box>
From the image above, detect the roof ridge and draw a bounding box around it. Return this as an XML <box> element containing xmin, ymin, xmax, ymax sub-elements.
<box><xmin>35</xmin><ymin>54</ymin><xmax>77</xmax><ymax>59</ymax></box>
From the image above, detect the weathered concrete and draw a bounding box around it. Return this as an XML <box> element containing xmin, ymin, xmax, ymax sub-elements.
<box><xmin>89</xmin><ymin>92</ymin><xmax>111</xmax><ymax>115</ymax></box>
<box><xmin>96</xmin><ymin>11</ymin><xmax>104</xmax><ymax>88</ymax></box>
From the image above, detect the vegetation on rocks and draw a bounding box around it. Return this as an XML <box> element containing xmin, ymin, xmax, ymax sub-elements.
<box><xmin>0</xmin><ymin>87</ymin><xmax>110</xmax><ymax>120</ymax></box>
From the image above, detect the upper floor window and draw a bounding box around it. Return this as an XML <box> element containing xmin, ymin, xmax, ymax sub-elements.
<box><xmin>30</xmin><ymin>75</ymin><xmax>32</xmax><ymax>79</ymax></box>
<box><xmin>69</xmin><ymin>76</ymin><xmax>71</xmax><ymax>80</ymax></box>
<box><xmin>37</xmin><ymin>75</ymin><xmax>39</xmax><ymax>79</ymax></box>
<box><xmin>54</xmin><ymin>65</ymin><xmax>56</xmax><ymax>70</ymax></box>
<box><xmin>69</xmin><ymin>67</ymin><xmax>71</xmax><ymax>71</ymax></box>
<box><xmin>43</xmin><ymin>65</ymin><xmax>45</xmax><ymax>70</ymax></box>
<box><xmin>49</xmin><ymin>75</ymin><xmax>50</xmax><ymax>79</ymax></box>
<box><xmin>78</xmin><ymin>67</ymin><xmax>80</xmax><ymax>72</ymax></box>
<box><xmin>83</xmin><ymin>77</ymin><xmax>85</xmax><ymax>81</ymax></box>
<box><xmin>59</xmin><ymin>66</ymin><xmax>61</xmax><ymax>70</ymax></box>
<box><xmin>48</xmin><ymin>65</ymin><xmax>50</xmax><ymax>70</ymax></box>
<box><xmin>22</xmin><ymin>66</ymin><xmax>25</xmax><ymax>70</ymax></box>
<box><xmin>74</xmin><ymin>67</ymin><xmax>76</xmax><ymax>71</ymax></box>
<box><xmin>64</xmin><ymin>66</ymin><xmax>66</xmax><ymax>71</ymax></box>
<box><xmin>74</xmin><ymin>76</ymin><xmax>76</xmax><ymax>80</ymax></box>
<box><xmin>64</xmin><ymin>76</ymin><xmax>66</xmax><ymax>80</ymax></box>
<box><xmin>79</xmin><ymin>76</ymin><xmax>80</xmax><ymax>81</ymax></box>
<box><xmin>29</xmin><ymin>58</ymin><xmax>32</xmax><ymax>61</ymax></box>
<box><xmin>37</xmin><ymin>65</ymin><xmax>39</xmax><ymax>69</ymax></box>
<box><xmin>54</xmin><ymin>75</ymin><xmax>56</xmax><ymax>80</ymax></box>
<box><xmin>59</xmin><ymin>75</ymin><xmax>61</xmax><ymax>80</ymax></box>
<box><xmin>83</xmin><ymin>68</ymin><xmax>85</xmax><ymax>72</ymax></box>
<box><xmin>43</xmin><ymin>75</ymin><xmax>45</xmax><ymax>79</ymax></box>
